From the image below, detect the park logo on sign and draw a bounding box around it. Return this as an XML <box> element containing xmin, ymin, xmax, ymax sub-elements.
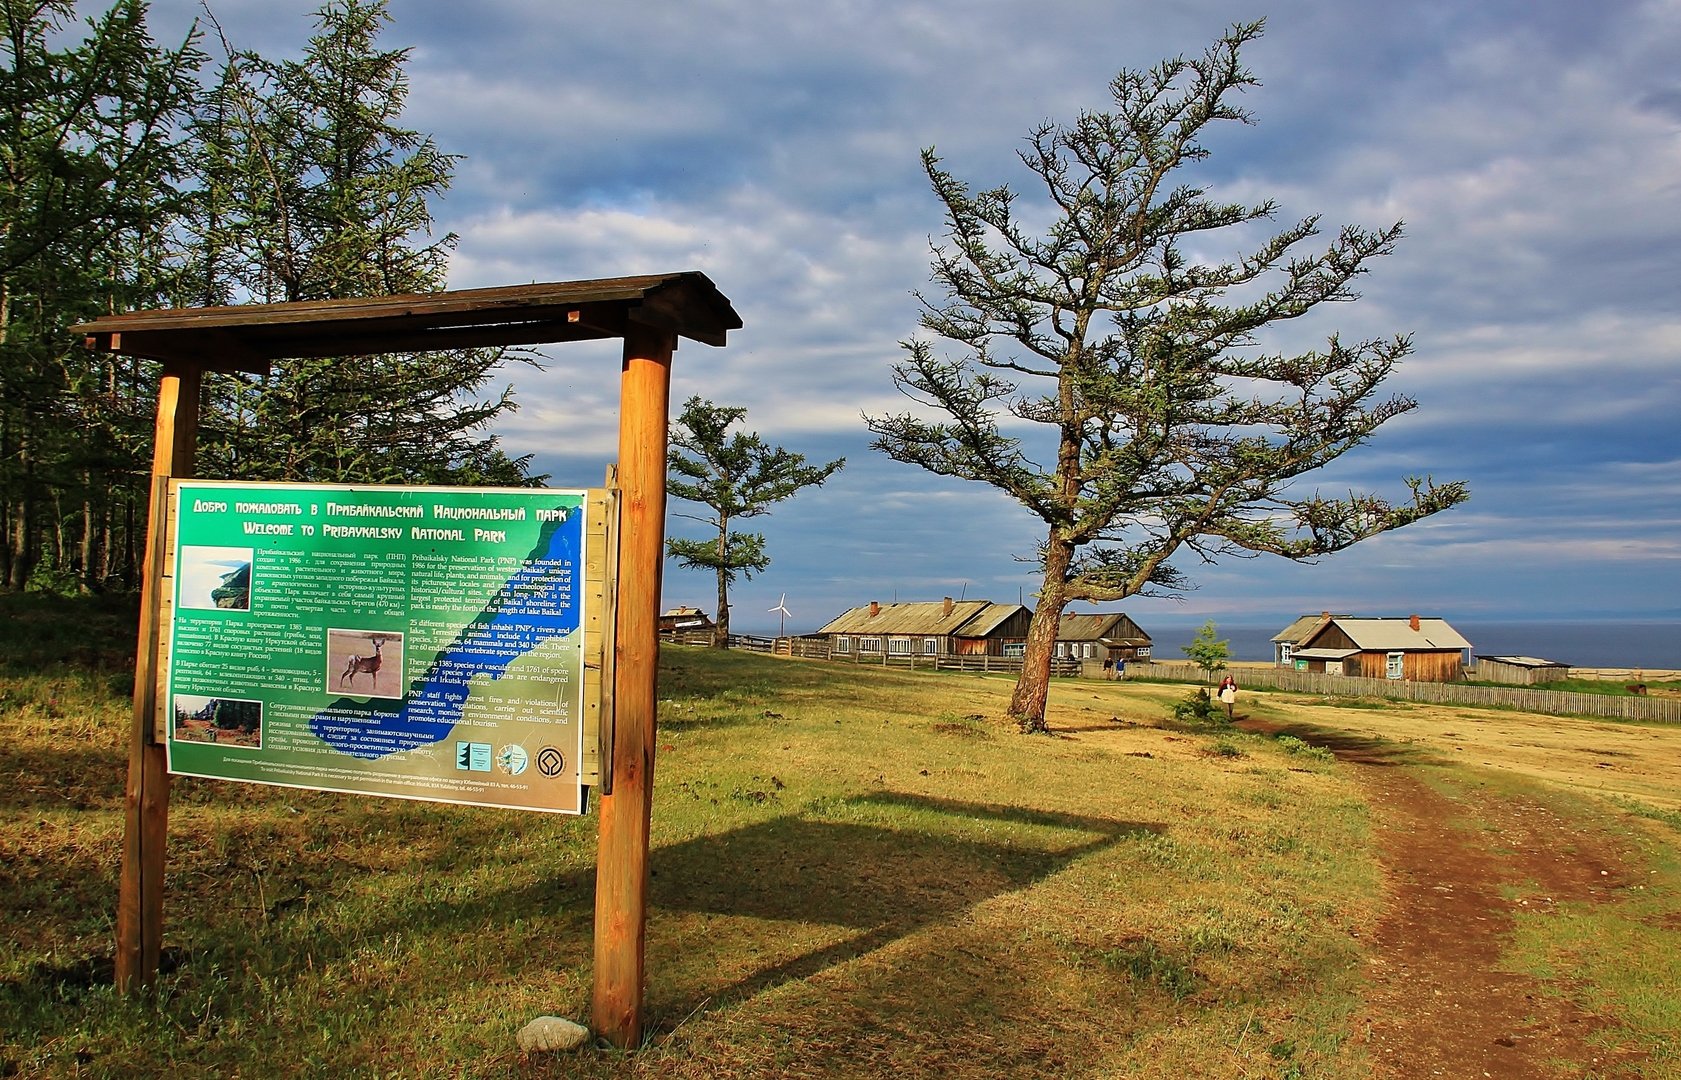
<box><xmin>456</xmin><ymin>741</ymin><xmax>492</xmax><ymax>772</ymax></box>
<box><xmin>495</xmin><ymin>744</ymin><xmax>529</xmax><ymax>776</ymax></box>
<box><xmin>535</xmin><ymin>746</ymin><xmax>566</xmax><ymax>778</ymax></box>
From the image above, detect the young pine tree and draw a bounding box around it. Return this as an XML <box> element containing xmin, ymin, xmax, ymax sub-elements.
<box><xmin>666</xmin><ymin>397</ymin><xmax>843</xmax><ymax>647</ymax></box>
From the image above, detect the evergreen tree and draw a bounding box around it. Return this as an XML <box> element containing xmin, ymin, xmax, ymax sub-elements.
<box><xmin>189</xmin><ymin>0</ymin><xmax>533</xmax><ymax>486</ymax></box>
<box><xmin>0</xmin><ymin>0</ymin><xmax>202</xmax><ymax>588</ymax></box>
<box><xmin>867</xmin><ymin>22</ymin><xmax>1467</xmax><ymax>732</ymax></box>
<box><xmin>666</xmin><ymin>397</ymin><xmax>843</xmax><ymax>647</ymax></box>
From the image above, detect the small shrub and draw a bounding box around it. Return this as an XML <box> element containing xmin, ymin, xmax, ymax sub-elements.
<box><xmin>23</xmin><ymin>563</ymin><xmax>83</xmax><ymax>597</ymax></box>
<box><xmin>1275</xmin><ymin>735</ymin><xmax>1335</xmax><ymax>763</ymax></box>
<box><xmin>1170</xmin><ymin>688</ymin><xmax>1224</xmax><ymax>725</ymax></box>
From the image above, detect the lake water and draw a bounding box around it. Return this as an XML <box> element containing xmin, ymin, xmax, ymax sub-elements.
<box><xmin>1145</xmin><ymin>621</ymin><xmax>1681</xmax><ymax>671</ymax></box>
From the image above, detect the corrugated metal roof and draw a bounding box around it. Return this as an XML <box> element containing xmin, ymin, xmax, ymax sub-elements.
<box><xmin>816</xmin><ymin>600</ymin><xmax>1007</xmax><ymax>636</ymax></box>
<box><xmin>1477</xmin><ymin>655</ymin><xmax>1567</xmax><ymax>668</ymax></box>
<box><xmin>1272</xmin><ymin>613</ymin><xmax>1349</xmax><ymax>643</ymax></box>
<box><xmin>1057</xmin><ymin>614</ymin><xmax>1116</xmax><ymax>641</ymax></box>
<box><xmin>1058</xmin><ymin>612</ymin><xmax>1151</xmax><ymax>645</ymax></box>
<box><xmin>960</xmin><ymin>602</ymin><xmax>1029</xmax><ymax>636</ymax></box>
<box><xmin>1317</xmin><ymin>617</ymin><xmax>1471</xmax><ymax>651</ymax></box>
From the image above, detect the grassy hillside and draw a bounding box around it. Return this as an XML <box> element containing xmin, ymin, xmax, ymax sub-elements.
<box><xmin>2</xmin><ymin>592</ymin><xmax>1675</xmax><ymax>1077</ymax></box>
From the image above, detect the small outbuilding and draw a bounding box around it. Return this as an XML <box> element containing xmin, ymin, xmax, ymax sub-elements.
<box><xmin>816</xmin><ymin>598</ymin><xmax>1032</xmax><ymax>658</ymax></box>
<box><xmin>1474</xmin><ymin>655</ymin><xmax>1570</xmax><ymax>685</ymax></box>
<box><xmin>1292</xmin><ymin>615</ymin><xmax>1472</xmax><ymax>682</ymax></box>
<box><xmin>1055</xmin><ymin>611</ymin><xmax>1152</xmax><ymax>663</ymax></box>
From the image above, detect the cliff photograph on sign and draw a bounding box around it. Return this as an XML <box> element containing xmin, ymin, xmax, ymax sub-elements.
<box><xmin>176</xmin><ymin>547</ymin><xmax>254</xmax><ymax>612</ymax></box>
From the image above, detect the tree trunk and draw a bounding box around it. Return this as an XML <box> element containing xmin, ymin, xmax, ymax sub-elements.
<box><xmin>712</xmin><ymin>566</ymin><xmax>731</xmax><ymax>648</ymax></box>
<box><xmin>710</xmin><ymin>510</ymin><xmax>731</xmax><ymax>648</ymax></box>
<box><xmin>1009</xmin><ymin>533</ymin><xmax>1074</xmax><ymax>732</ymax></box>
<box><xmin>82</xmin><ymin>490</ymin><xmax>97</xmax><ymax>591</ymax></box>
<box><xmin>7</xmin><ymin>434</ymin><xmax>33</xmax><ymax>590</ymax></box>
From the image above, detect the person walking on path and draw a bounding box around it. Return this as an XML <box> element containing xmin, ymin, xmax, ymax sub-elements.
<box><xmin>1217</xmin><ymin>674</ymin><xmax>1238</xmax><ymax>720</ymax></box>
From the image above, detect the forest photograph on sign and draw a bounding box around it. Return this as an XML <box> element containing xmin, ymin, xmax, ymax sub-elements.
<box><xmin>165</xmin><ymin>481</ymin><xmax>590</xmax><ymax>813</ymax></box>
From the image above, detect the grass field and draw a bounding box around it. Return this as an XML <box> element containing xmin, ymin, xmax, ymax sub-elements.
<box><xmin>2</xmin><ymin>593</ymin><xmax>1677</xmax><ymax>1078</ymax></box>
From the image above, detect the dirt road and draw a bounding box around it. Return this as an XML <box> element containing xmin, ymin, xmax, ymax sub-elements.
<box><xmin>1241</xmin><ymin>717</ymin><xmax>1652</xmax><ymax>1078</ymax></box>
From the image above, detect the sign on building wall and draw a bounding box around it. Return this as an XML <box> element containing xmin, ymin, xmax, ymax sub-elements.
<box><xmin>164</xmin><ymin>481</ymin><xmax>598</xmax><ymax>814</ymax></box>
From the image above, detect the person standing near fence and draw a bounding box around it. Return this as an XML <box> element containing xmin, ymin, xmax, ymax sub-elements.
<box><xmin>1218</xmin><ymin>674</ymin><xmax>1238</xmax><ymax>719</ymax></box>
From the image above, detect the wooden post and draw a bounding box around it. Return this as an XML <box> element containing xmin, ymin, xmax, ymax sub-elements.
<box><xmin>592</xmin><ymin>321</ymin><xmax>674</xmax><ymax>1047</ymax></box>
<box><xmin>117</xmin><ymin>361</ymin><xmax>200</xmax><ymax>993</ymax></box>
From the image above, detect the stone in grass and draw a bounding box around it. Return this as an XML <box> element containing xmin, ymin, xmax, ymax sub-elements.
<box><xmin>517</xmin><ymin>1015</ymin><xmax>591</xmax><ymax>1053</ymax></box>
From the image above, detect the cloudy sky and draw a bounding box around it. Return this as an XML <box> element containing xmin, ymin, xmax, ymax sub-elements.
<box><xmin>150</xmin><ymin>0</ymin><xmax>1681</xmax><ymax>636</ymax></box>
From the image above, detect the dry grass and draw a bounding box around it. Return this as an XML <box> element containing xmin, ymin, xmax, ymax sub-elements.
<box><xmin>1234</xmin><ymin>687</ymin><xmax>1681</xmax><ymax>811</ymax></box>
<box><xmin>3</xmin><ymin>593</ymin><xmax>1679</xmax><ymax>1077</ymax></box>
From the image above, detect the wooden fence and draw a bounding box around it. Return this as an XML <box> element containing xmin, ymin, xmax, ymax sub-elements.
<box><xmin>1135</xmin><ymin>663</ymin><xmax>1681</xmax><ymax>724</ymax></box>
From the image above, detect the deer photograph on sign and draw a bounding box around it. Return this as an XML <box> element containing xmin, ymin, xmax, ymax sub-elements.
<box><xmin>328</xmin><ymin>629</ymin><xmax>402</xmax><ymax>696</ymax></box>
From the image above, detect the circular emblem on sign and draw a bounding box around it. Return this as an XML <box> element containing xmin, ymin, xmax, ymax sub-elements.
<box><xmin>495</xmin><ymin>744</ymin><xmax>529</xmax><ymax>776</ymax></box>
<box><xmin>535</xmin><ymin>746</ymin><xmax>566</xmax><ymax>777</ymax></box>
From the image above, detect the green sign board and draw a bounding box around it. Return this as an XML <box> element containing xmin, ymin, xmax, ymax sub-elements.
<box><xmin>165</xmin><ymin>481</ymin><xmax>591</xmax><ymax>814</ymax></box>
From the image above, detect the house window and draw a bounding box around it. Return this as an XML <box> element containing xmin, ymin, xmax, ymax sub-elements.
<box><xmin>1003</xmin><ymin>642</ymin><xmax>1025</xmax><ymax>658</ymax></box>
<box><xmin>1279</xmin><ymin>643</ymin><xmax>1294</xmax><ymax>666</ymax></box>
<box><xmin>1386</xmin><ymin>651</ymin><xmax>1404</xmax><ymax>680</ymax></box>
<box><xmin>888</xmin><ymin>637</ymin><xmax>912</xmax><ymax>656</ymax></box>
<box><xmin>858</xmin><ymin>636</ymin><xmax>881</xmax><ymax>653</ymax></box>
<box><xmin>923</xmin><ymin>637</ymin><xmax>939</xmax><ymax>655</ymax></box>
<box><xmin>835</xmin><ymin>636</ymin><xmax>851</xmax><ymax>654</ymax></box>
<box><xmin>1084</xmin><ymin>643</ymin><xmax>1096</xmax><ymax>659</ymax></box>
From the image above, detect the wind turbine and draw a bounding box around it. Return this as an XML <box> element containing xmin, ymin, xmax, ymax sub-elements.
<box><xmin>768</xmin><ymin>593</ymin><xmax>792</xmax><ymax>638</ymax></box>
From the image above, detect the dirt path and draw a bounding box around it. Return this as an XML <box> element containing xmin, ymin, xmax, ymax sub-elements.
<box><xmin>1242</xmin><ymin>721</ymin><xmax>1645</xmax><ymax>1078</ymax></box>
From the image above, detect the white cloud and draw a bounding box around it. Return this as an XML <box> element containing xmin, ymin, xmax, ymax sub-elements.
<box><xmin>134</xmin><ymin>0</ymin><xmax>1681</xmax><ymax>623</ymax></box>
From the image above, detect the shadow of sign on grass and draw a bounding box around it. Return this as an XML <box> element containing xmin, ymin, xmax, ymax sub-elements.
<box><xmin>3</xmin><ymin>790</ymin><xmax>1158</xmax><ymax>1036</ymax></box>
<box><xmin>1235</xmin><ymin>718</ymin><xmax>1438</xmax><ymax>767</ymax></box>
<box><xmin>644</xmin><ymin>791</ymin><xmax>1161</xmax><ymax>1023</ymax></box>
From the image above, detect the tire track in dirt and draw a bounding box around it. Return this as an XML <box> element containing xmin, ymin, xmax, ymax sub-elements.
<box><xmin>1240</xmin><ymin>721</ymin><xmax>1646</xmax><ymax>1079</ymax></box>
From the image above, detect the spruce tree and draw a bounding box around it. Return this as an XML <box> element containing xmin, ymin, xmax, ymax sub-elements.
<box><xmin>0</xmin><ymin>0</ymin><xmax>202</xmax><ymax>588</ymax></box>
<box><xmin>666</xmin><ymin>397</ymin><xmax>844</xmax><ymax>646</ymax></box>
<box><xmin>189</xmin><ymin>0</ymin><xmax>533</xmax><ymax>486</ymax></box>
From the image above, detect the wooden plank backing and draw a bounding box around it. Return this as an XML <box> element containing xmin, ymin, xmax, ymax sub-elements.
<box><xmin>581</xmin><ymin>481</ymin><xmax>620</xmax><ymax>791</ymax></box>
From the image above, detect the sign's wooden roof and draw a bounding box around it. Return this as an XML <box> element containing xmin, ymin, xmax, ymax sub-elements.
<box><xmin>73</xmin><ymin>272</ymin><xmax>741</xmax><ymax>375</ymax></box>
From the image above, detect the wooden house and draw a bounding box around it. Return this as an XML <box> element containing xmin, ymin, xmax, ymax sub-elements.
<box><xmin>1055</xmin><ymin>611</ymin><xmax>1152</xmax><ymax>663</ymax></box>
<box><xmin>657</xmin><ymin>606</ymin><xmax>714</xmax><ymax>634</ymax></box>
<box><xmin>1291</xmin><ymin>615</ymin><xmax>1472</xmax><ymax>681</ymax></box>
<box><xmin>816</xmin><ymin>598</ymin><xmax>1032</xmax><ymax>658</ymax></box>
<box><xmin>1270</xmin><ymin>612</ymin><xmax>1350</xmax><ymax>666</ymax></box>
<box><xmin>1474</xmin><ymin>655</ymin><xmax>1570</xmax><ymax>685</ymax></box>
